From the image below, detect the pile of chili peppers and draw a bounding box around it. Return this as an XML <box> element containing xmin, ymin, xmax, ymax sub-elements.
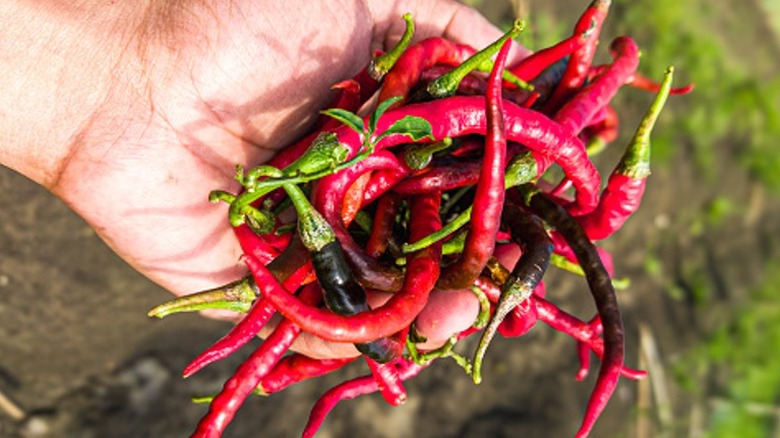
<box><xmin>149</xmin><ymin>2</ymin><xmax>693</xmax><ymax>437</ymax></box>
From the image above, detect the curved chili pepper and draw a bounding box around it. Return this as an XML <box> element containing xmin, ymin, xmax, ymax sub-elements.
<box><xmin>627</xmin><ymin>71</ymin><xmax>693</xmax><ymax>95</ymax></box>
<box><xmin>284</xmin><ymin>182</ymin><xmax>400</xmax><ymax>363</ymax></box>
<box><xmin>191</xmin><ymin>283</ymin><xmax>321</xmax><ymax>438</ymax></box>
<box><xmin>364</xmin><ymin>357</ymin><xmax>407</xmax><ymax>406</ymax></box>
<box><xmin>553</xmin><ymin>36</ymin><xmax>639</xmax><ymax>136</ymax></box>
<box><xmin>182</xmin><ymin>236</ymin><xmax>314</xmax><ymax>378</ymax></box>
<box><xmin>509</xmin><ymin>30</ymin><xmax>588</xmax><ymax>82</ymax></box>
<box><xmin>340</xmin><ymin>171</ymin><xmax>372</xmax><ymax>226</ymax></box>
<box><xmin>471</xmin><ymin>202</ymin><xmax>553</xmax><ymax>383</ymax></box>
<box><xmin>312</xmin><ymin>151</ymin><xmax>408</xmax><ymax>292</ymax></box>
<box><xmin>578</xmin><ymin>67</ymin><xmax>674</xmax><ymax>240</ymax></box>
<box><xmin>256</xmin><ymin>354</ymin><xmax>357</xmax><ymax>396</ymax></box>
<box><xmin>437</xmin><ymin>39</ymin><xmax>511</xmax><ymax>290</ymax></box>
<box><xmin>302</xmin><ymin>360</ymin><xmax>426</xmax><ymax>438</ymax></box>
<box><xmin>534</xmin><ymin>298</ymin><xmax>646</xmax><ymax>380</ymax></box>
<box><xmin>517</xmin><ymin>185</ymin><xmax>624</xmax><ymax>438</ymax></box>
<box><xmin>318</xmin><ymin>95</ymin><xmax>600</xmax><ymax>216</ymax></box>
<box><xmin>244</xmin><ymin>192</ymin><xmax>442</xmax><ymax>344</ymax></box>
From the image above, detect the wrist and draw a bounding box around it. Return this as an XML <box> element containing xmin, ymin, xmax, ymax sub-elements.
<box><xmin>0</xmin><ymin>1</ymin><xmax>150</xmax><ymax>187</ymax></box>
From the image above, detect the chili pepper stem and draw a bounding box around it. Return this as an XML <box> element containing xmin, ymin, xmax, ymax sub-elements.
<box><xmin>427</xmin><ymin>19</ymin><xmax>524</xmax><ymax>98</ymax></box>
<box><xmin>617</xmin><ymin>66</ymin><xmax>675</xmax><ymax>178</ymax></box>
<box><xmin>369</xmin><ymin>13</ymin><xmax>415</xmax><ymax>80</ymax></box>
<box><xmin>147</xmin><ymin>276</ymin><xmax>257</xmax><ymax>318</ymax></box>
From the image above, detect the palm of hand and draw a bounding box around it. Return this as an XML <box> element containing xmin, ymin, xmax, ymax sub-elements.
<box><xmin>50</xmin><ymin>0</ymin><xmax>507</xmax><ymax>357</ymax></box>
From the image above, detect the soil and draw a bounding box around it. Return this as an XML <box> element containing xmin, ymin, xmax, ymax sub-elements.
<box><xmin>2</xmin><ymin>1</ymin><xmax>779</xmax><ymax>438</ymax></box>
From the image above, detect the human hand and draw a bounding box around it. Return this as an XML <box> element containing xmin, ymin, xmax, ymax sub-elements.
<box><xmin>1</xmin><ymin>0</ymin><xmax>528</xmax><ymax>359</ymax></box>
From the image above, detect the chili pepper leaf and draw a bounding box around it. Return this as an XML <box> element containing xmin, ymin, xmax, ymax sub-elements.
<box><xmin>321</xmin><ymin>108</ymin><xmax>365</xmax><ymax>134</ymax></box>
<box><xmin>370</xmin><ymin>96</ymin><xmax>404</xmax><ymax>133</ymax></box>
<box><xmin>376</xmin><ymin>115</ymin><xmax>433</xmax><ymax>142</ymax></box>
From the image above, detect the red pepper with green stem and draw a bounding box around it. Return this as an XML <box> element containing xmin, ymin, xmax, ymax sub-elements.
<box><xmin>577</xmin><ymin>67</ymin><xmax>674</xmax><ymax>241</ymax></box>
<box><xmin>436</xmin><ymin>39</ymin><xmax>511</xmax><ymax>290</ymax></box>
<box><xmin>244</xmin><ymin>192</ymin><xmax>442</xmax><ymax>344</ymax></box>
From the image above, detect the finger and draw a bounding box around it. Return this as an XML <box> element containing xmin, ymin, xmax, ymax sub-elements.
<box><xmin>413</xmin><ymin>288</ymin><xmax>480</xmax><ymax>348</ymax></box>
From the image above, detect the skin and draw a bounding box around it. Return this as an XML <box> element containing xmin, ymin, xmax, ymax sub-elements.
<box><xmin>0</xmin><ymin>0</ymin><xmax>528</xmax><ymax>359</ymax></box>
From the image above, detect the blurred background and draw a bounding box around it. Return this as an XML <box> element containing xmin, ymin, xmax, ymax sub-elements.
<box><xmin>2</xmin><ymin>0</ymin><xmax>779</xmax><ymax>437</ymax></box>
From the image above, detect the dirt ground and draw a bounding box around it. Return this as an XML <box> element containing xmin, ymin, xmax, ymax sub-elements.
<box><xmin>2</xmin><ymin>1</ymin><xmax>780</xmax><ymax>437</ymax></box>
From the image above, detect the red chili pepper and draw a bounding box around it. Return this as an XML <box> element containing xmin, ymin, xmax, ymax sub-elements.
<box><xmin>232</xmin><ymin>224</ymin><xmax>282</xmax><ymax>265</ymax></box>
<box><xmin>340</xmin><ymin>171</ymin><xmax>372</xmax><ymax>226</ymax></box>
<box><xmin>256</xmin><ymin>354</ymin><xmax>357</xmax><ymax>395</ymax></box>
<box><xmin>321</xmin><ymin>95</ymin><xmax>600</xmax><ymax>216</ymax></box>
<box><xmin>191</xmin><ymin>283</ymin><xmax>321</xmax><ymax>438</ymax></box>
<box><xmin>183</xmin><ymin>238</ymin><xmax>313</xmax><ymax>378</ymax></box>
<box><xmin>364</xmin><ymin>357</ymin><xmax>408</xmax><ymax>406</ymax></box>
<box><xmin>544</xmin><ymin>0</ymin><xmax>612</xmax><ymax>113</ymax></box>
<box><xmin>577</xmin><ymin>67</ymin><xmax>674</xmax><ymax>240</ymax></box>
<box><xmin>534</xmin><ymin>298</ymin><xmax>646</xmax><ymax>380</ymax></box>
<box><xmin>553</xmin><ymin>36</ymin><xmax>640</xmax><ymax>136</ymax></box>
<box><xmin>302</xmin><ymin>360</ymin><xmax>426</xmax><ymax>438</ymax></box>
<box><xmin>378</xmin><ymin>37</ymin><xmax>476</xmax><ymax>106</ymax></box>
<box><xmin>508</xmin><ymin>30</ymin><xmax>588</xmax><ymax>82</ymax></box>
<box><xmin>361</xmin><ymin>168</ymin><xmax>406</xmax><ymax>206</ymax></box>
<box><xmin>244</xmin><ymin>192</ymin><xmax>442</xmax><ymax>343</ymax></box>
<box><xmin>391</xmin><ymin>158</ymin><xmax>481</xmax><ymax>195</ymax></box>
<box><xmin>438</xmin><ymin>39</ymin><xmax>510</xmax><ymax>290</ymax></box>
<box><xmin>365</xmin><ymin>192</ymin><xmax>400</xmax><ymax>258</ymax></box>
<box><xmin>627</xmin><ymin>71</ymin><xmax>694</xmax><ymax>95</ymax></box>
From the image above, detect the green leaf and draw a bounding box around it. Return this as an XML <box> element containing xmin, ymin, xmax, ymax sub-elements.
<box><xmin>377</xmin><ymin>115</ymin><xmax>434</xmax><ymax>142</ymax></box>
<box><xmin>370</xmin><ymin>96</ymin><xmax>403</xmax><ymax>133</ymax></box>
<box><xmin>321</xmin><ymin>108</ymin><xmax>365</xmax><ymax>134</ymax></box>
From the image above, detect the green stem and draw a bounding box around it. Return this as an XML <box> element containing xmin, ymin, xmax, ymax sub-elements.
<box><xmin>369</xmin><ymin>13</ymin><xmax>415</xmax><ymax>80</ymax></box>
<box><xmin>147</xmin><ymin>276</ymin><xmax>257</xmax><ymax>318</ymax></box>
<box><xmin>403</xmin><ymin>137</ymin><xmax>453</xmax><ymax>170</ymax></box>
<box><xmin>282</xmin><ymin>183</ymin><xmax>335</xmax><ymax>252</ymax></box>
<box><xmin>470</xmin><ymin>286</ymin><xmax>491</xmax><ymax>329</ymax></box>
<box><xmin>617</xmin><ymin>66</ymin><xmax>674</xmax><ymax>178</ymax></box>
<box><xmin>475</xmin><ymin>61</ymin><xmax>534</xmax><ymax>91</ymax></box>
<box><xmin>427</xmin><ymin>19</ymin><xmax>524</xmax><ymax>98</ymax></box>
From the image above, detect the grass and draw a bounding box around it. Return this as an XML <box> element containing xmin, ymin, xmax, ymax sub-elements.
<box><xmin>672</xmin><ymin>259</ymin><xmax>780</xmax><ymax>437</ymax></box>
<box><xmin>611</xmin><ymin>0</ymin><xmax>780</xmax><ymax>190</ymax></box>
